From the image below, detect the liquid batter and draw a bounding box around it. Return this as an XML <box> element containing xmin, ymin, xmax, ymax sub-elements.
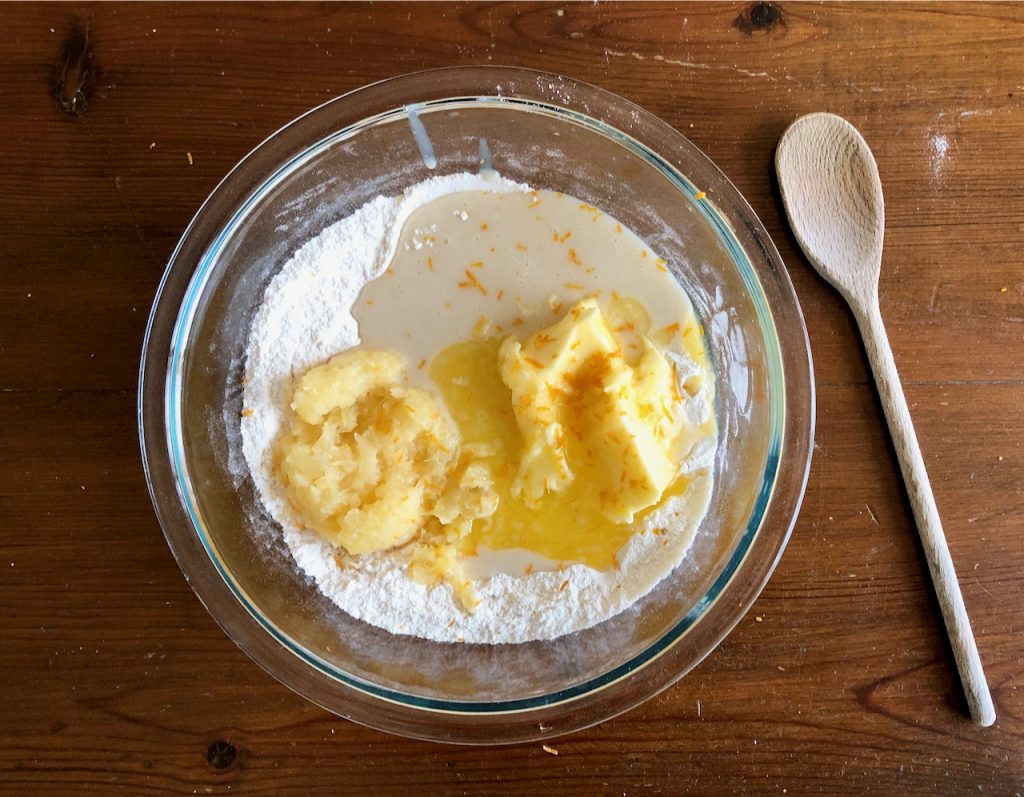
<box><xmin>354</xmin><ymin>190</ymin><xmax>708</xmax><ymax>384</ymax></box>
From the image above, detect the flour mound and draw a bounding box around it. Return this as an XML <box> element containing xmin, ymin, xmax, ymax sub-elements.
<box><xmin>240</xmin><ymin>173</ymin><xmax>714</xmax><ymax>644</ymax></box>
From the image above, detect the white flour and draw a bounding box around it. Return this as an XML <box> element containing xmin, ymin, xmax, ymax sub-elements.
<box><xmin>241</xmin><ymin>172</ymin><xmax>716</xmax><ymax>644</ymax></box>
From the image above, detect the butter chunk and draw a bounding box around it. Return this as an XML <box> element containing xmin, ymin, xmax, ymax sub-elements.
<box><xmin>498</xmin><ymin>298</ymin><xmax>685</xmax><ymax>523</ymax></box>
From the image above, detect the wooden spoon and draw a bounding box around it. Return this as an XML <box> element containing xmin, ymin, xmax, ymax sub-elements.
<box><xmin>775</xmin><ymin>112</ymin><xmax>996</xmax><ymax>727</ymax></box>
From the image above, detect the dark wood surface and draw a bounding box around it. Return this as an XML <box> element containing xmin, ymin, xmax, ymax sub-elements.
<box><xmin>2</xmin><ymin>2</ymin><xmax>1022</xmax><ymax>794</ymax></box>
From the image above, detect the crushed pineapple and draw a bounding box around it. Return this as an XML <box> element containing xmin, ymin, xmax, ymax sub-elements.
<box><xmin>275</xmin><ymin>349</ymin><xmax>495</xmax><ymax>567</ymax></box>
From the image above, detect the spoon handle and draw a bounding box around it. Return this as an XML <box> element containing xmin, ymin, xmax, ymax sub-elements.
<box><xmin>855</xmin><ymin>300</ymin><xmax>996</xmax><ymax>727</ymax></box>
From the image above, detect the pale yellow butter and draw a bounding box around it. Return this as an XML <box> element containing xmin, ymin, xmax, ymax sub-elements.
<box><xmin>498</xmin><ymin>298</ymin><xmax>684</xmax><ymax>524</ymax></box>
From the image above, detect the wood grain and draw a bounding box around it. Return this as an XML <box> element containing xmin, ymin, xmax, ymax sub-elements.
<box><xmin>1</xmin><ymin>2</ymin><xmax>1022</xmax><ymax>794</ymax></box>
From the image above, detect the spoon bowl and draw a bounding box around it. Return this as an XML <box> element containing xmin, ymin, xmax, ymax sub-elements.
<box><xmin>776</xmin><ymin>112</ymin><xmax>885</xmax><ymax>309</ymax></box>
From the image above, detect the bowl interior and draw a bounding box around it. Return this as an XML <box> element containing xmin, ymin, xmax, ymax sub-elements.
<box><xmin>145</xmin><ymin>68</ymin><xmax>812</xmax><ymax>743</ymax></box>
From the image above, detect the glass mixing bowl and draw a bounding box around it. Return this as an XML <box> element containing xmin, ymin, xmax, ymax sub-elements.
<box><xmin>139</xmin><ymin>67</ymin><xmax>814</xmax><ymax>744</ymax></box>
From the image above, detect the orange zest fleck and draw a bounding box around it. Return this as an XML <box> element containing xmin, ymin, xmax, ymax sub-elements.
<box><xmin>470</xmin><ymin>260</ymin><xmax>484</xmax><ymax>269</ymax></box>
<box><xmin>426</xmin><ymin>257</ymin><xmax>434</xmax><ymax>271</ymax></box>
<box><xmin>497</xmin><ymin>289</ymin><xmax>504</xmax><ymax>300</ymax></box>
<box><xmin>567</xmin><ymin>248</ymin><xmax>583</xmax><ymax>265</ymax></box>
<box><xmin>662</xmin><ymin>321</ymin><xmax>681</xmax><ymax>335</ymax></box>
<box><xmin>564</xmin><ymin>282</ymin><xmax>584</xmax><ymax>291</ymax></box>
<box><xmin>417</xmin><ymin>358</ymin><xmax>427</xmax><ymax>370</ymax></box>
<box><xmin>559</xmin><ymin>231</ymin><xmax>572</xmax><ymax>243</ymax></box>
<box><xmin>427</xmin><ymin>432</ymin><xmax>450</xmax><ymax>454</ymax></box>
<box><xmin>462</xmin><ymin>269</ymin><xmax>487</xmax><ymax>295</ymax></box>
<box><xmin>559</xmin><ymin>579</ymin><xmax>569</xmax><ymax>592</ymax></box>
<box><xmin>480</xmin><ymin>222</ymin><xmax>489</xmax><ymax>230</ymax></box>
<box><xmin>240</xmin><ymin>408</ymin><xmax>254</xmax><ymax>418</ymax></box>
<box><xmin>694</xmin><ymin>190</ymin><xmax>707</xmax><ymax>200</ymax></box>
<box><xmin>511</xmin><ymin>317</ymin><xmax>524</xmax><ymax>327</ymax></box>
<box><xmin>524</xmin><ymin>356</ymin><xmax>545</xmax><ymax>369</ymax></box>
<box><xmin>534</xmin><ymin>333</ymin><xmax>556</xmax><ymax>346</ymax></box>
<box><xmin>515</xmin><ymin>242</ymin><xmax>528</xmax><ymax>252</ymax></box>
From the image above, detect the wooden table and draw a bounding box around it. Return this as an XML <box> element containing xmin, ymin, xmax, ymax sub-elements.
<box><xmin>2</xmin><ymin>2</ymin><xmax>1021</xmax><ymax>793</ymax></box>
